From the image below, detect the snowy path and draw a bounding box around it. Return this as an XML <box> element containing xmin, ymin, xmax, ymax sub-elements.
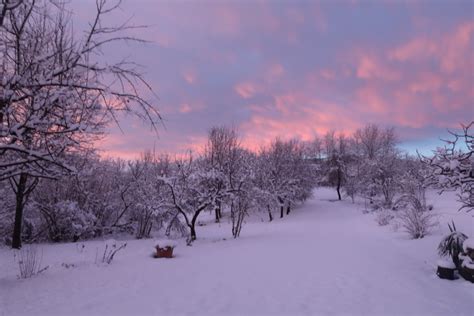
<box><xmin>1</xmin><ymin>188</ymin><xmax>473</xmax><ymax>315</ymax></box>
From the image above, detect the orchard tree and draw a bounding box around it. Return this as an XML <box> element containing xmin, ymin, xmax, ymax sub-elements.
<box><xmin>128</xmin><ymin>152</ymin><xmax>172</xmax><ymax>239</ymax></box>
<box><xmin>354</xmin><ymin>124</ymin><xmax>397</xmax><ymax>160</ymax></box>
<box><xmin>0</xmin><ymin>0</ymin><xmax>160</xmax><ymax>248</ymax></box>
<box><xmin>353</xmin><ymin>124</ymin><xmax>399</xmax><ymax>208</ymax></box>
<box><xmin>162</xmin><ymin>154</ymin><xmax>225</xmax><ymax>242</ymax></box>
<box><xmin>204</xmin><ymin>126</ymin><xmax>241</xmax><ymax>222</ymax></box>
<box><xmin>256</xmin><ymin>138</ymin><xmax>314</xmax><ymax>219</ymax></box>
<box><xmin>323</xmin><ymin>131</ymin><xmax>350</xmax><ymax>201</ymax></box>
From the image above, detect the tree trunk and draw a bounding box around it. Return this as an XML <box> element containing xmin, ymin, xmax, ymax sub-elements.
<box><xmin>214</xmin><ymin>200</ymin><xmax>222</xmax><ymax>223</ymax></box>
<box><xmin>336</xmin><ymin>169</ymin><xmax>342</xmax><ymax>201</ymax></box>
<box><xmin>267</xmin><ymin>205</ymin><xmax>273</xmax><ymax>222</ymax></box>
<box><xmin>190</xmin><ymin>225</ymin><xmax>197</xmax><ymax>241</ymax></box>
<box><xmin>286</xmin><ymin>201</ymin><xmax>291</xmax><ymax>215</ymax></box>
<box><xmin>12</xmin><ymin>173</ymin><xmax>28</xmax><ymax>249</ymax></box>
<box><xmin>189</xmin><ymin>208</ymin><xmax>204</xmax><ymax>242</ymax></box>
<box><xmin>280</xmin><ymin>204</ymin><xmax>284</xmax><ymax>218</ymax></box>
<box><xmin>336</xmin><ymin>184</ymin><xmax>341</xmax><ymax>200</ymax></box>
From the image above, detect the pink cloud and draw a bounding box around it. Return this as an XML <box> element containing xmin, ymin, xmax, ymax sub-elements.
<box><xmin>274</xmin><ymin>93</ymin><xmax>298</xmax><ymax>115</ymax></box>
<box><xmin>389</xmin><ymin>38</ymin><xmax>437</xmax><ymax>62</ymax></box>
<box><xmin>179</xmin><ymin>103</ymin><xmax>193</xmax><ymax>113</ymax></box>
<box><xmin>239</xmin><ymin>94</ymin><xmax>360</xmax><ymax>150</ymax></box>
<box><xmin>182</xmin><ymin>69</ymin><xmax>197</xmax><ymax>84</ymax></box>
<box><xmin>356</xmin><ymin>55</ymin><xmax>400</xmax><ymax>81</ymax></box>
<box><xmin>389</xmin><ymin>21</ymin><xmax>474</xmax><ymax>74</ymax></box>
<box><xmin>234</xmin><ymin>82</ymin><xmax>260</xmax><ymax>99</ymax></box>
<box><xmin>356</xmin><ymin>86</ymin><xmax>390</xmax><ymax>114</ymax></box>
<box><xmin>440</xmin><ymin>21</ymin><xmax>474</xmax><ymax>73</ymax></box>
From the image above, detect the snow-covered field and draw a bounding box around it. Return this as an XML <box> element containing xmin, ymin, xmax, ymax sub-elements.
<box><xmin>1</xmin><ymin>188</ymin><xmax>473</xmax><ymax>316</ymax></box>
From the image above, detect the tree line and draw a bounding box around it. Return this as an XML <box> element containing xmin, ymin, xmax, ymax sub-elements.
<box><xmin>2</xmin><ymin>122</ymin><xmax>472</xmax><ymax>246</ymax></box>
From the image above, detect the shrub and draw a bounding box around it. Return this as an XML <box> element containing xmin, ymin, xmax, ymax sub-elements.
<box><xmin>395</xmin><ymin>194</ymin><xmax>437</xmax><ymax>239</ymax></box>
<box><xmin>438</xmin><ymin>221</ymin><xmax>468</xmax><ymax>267</ymax></box>
<box><xmin>39</xmin><ymin>201</ymin><xmax>96</xmax><ymax>242</ymax></box>
<box><xmin>14</xmin><ymin>245</ymin><xmax>49</xmax><ymax>279</ymax></box>
<box><xmin>96</xmin><ymin>240</ymin><xmax>127</xmax><ymax>264</ymax></box>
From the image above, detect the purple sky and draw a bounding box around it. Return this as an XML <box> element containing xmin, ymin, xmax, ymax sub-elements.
<box><xmin>74</xmin><ymin>0</ymin><xmax>474</xmax><ymax>159</ymax></box>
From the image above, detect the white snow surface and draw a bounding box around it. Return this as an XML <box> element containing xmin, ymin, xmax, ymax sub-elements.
<box><xmin>1</xmin><ymin>188</ymin><xmax>473</xmax><ymax>316</ymax></box>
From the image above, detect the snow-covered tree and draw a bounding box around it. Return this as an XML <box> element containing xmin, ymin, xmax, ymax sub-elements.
<box><xmin>0</xmin><ymin>0</ymin><xmax>160</xmax><ymax>248</ymax></box>
<box><xmin>422</xmin><ymin>122</ymin><xmax>474</xmax><ymax>212</ymax></box>
<box><xmin>323</xmin><ymin>131</ymin><xmax>350</xmax><ymax>201</ymax></box>
<box><xmin>255</xmin><ymin>138</ymin><xmax>315</xmax><ymax>219</ymax></box>
<box><xmin>161</xmin><ymin>154</ymin><xmax>225</xmax><ymax>242</ymax></box>
<box><xmin>128</xmin><ymin>152</ymin><xmax>171</xmax><ymax>239</ymax></box>
<box><xmin>203</xmin><ymin>126</ymin><xmax>241</xmax><ymax>222</ymax></box>
<box><xmin>353</xmin><ymin>124</ymin><xmax>400</xmax><ymax>208</ymax></box>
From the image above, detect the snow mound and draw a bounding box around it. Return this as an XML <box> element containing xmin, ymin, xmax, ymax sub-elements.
<box><xmin>155</xmin><ymin>239</ymin><xmax>178</xmax><ymax>248</ymax></box>
<box><xmin>461</xmin><ymin>260</ymin><xmax>474</xmax><ymax>269</ymax></box>
<box><xmin>436</xmin><ymin>259</ymin><xmax>455</xmax><ymax>269</ymax></box>
<box><xmin>463</xmin><ymin>238</ymin><xmax>474</xmax><ymax>252</ymax></box>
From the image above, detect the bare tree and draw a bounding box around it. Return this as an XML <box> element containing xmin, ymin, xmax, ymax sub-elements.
<box><xmin>354</xmin><ymin>124</ymin><xmax>396</xmax><ymax>160</ymax></box>
<box><xmin>0</xmin><ymin>0</ymin><xmax>160</xmax><ymax>248</ymax></box>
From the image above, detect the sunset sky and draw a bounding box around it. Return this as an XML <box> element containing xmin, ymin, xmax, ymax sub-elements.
<box><xmin>75</xmin><ymin>0</ymin><xmax>473</xmax><ymax>159</ymax></box>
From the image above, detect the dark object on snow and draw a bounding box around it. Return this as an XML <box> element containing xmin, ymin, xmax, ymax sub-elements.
<box><xmin>154</xmin><ymin>246</ymin><xmax>174</xmax><ymax>258</ymax></box>
<box><xmin>458</xmin><ymin>264</ymin><xmax>474</xmax><ymax>283</ymax></box>
<box><xmin>436</xmin><ymin>265</ymin><xmax>455</xmax><ymax>280</ymax></box>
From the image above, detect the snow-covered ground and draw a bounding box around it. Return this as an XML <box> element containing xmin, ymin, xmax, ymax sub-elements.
<box><xmin>1</xmin><ymin>188</ymin><xmax>473</xmax><ymax>316</ymax></box>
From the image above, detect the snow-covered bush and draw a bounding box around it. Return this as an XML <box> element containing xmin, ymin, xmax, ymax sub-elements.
<box><xmin>14</xmin><ymin>245</ymin><xmax>49</xmax><ymax>279</ymax></box>
<box><xmin>37</xmin><ymin>201</ymin><xmax>97</xmax><ymax>242</ymax></box>
<box><xmin>438</xmin><ymin>222</ymin><xmax>468</xmax><ymax>267</ymax></box>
